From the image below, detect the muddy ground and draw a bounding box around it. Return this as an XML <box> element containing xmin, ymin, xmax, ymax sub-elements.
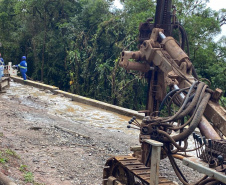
<box><xmin>0</xmin><ymin>81</ymin><xmax>203</xmax><ymax>185</ymax></box>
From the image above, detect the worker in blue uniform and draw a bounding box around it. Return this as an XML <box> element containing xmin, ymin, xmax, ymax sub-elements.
<box><xmin>16</xmin><ymin>56</ymin><xmax>27</xmax><ymax>80</ymax></box>
<box><xmin>0</xmin><ymin>53</ymin><xmax>4</xmax><ymax>66</ymax></box>
<box><xmin>0</xmin><ymin>53</ymin><xmax>4</xmax><ymax>77</ymax></box>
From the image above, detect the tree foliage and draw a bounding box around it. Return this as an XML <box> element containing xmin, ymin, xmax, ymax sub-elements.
<box><xmin>0</xmin><ymin>0</ymin><xmax>225</xmax><ymax>109</ymax></box>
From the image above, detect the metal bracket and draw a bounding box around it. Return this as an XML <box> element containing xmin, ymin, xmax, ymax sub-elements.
<box><xmin>144</xmin><ymin>139</ymin><xmax>163</xmax><ymax>185</ymax></box>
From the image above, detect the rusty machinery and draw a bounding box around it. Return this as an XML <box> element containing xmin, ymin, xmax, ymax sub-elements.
<box><xmin>103</xmin><ymin>0</ymin><xmax>226</xmax><ymax>185</ymax></box>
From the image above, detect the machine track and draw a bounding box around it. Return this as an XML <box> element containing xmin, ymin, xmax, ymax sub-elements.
<box><xmin>103</xmin><ymin>155</ymin><xmax>177</xmax><ymax>185</ymax></box>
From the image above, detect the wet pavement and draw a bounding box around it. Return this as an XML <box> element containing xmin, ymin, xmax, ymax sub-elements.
<box><xmin>2</xmin><ymin>81</ymin><xmax>140</xmax><ymax>136</ymax></box>
<box><xmin>2</xmin><ymin>81</ymin><xmax>199</xmax><ymax>157</ymax></box>
<box><xmin>0</xmin><ymin>81</ymin><xmax>205</xmax><ymax>185</ymax></box>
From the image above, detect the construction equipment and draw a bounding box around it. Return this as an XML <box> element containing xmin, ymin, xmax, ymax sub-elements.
<box><xmin>103</xmin><ymin>0</ymin><xmax>226</xmax><ymax>184</ymax></box>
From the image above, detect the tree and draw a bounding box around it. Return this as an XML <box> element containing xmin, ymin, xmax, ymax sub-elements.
<box><xmin>0</xmin><ymin>0</ymin><xmax>224</xmax><ymax>111</ymax></box>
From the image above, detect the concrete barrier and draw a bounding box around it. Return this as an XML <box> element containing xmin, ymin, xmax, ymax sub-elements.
<box><xmin>10</xmin><ymin>76</ymin><xmax>144</xmax><ymax>119</ymax></box>
<box><xmin>11</xmin><ymin>76</ymin><xmax>59</xmax><ymax>91</ymax></box>
<box><xmin>0</xmin><ymin>77</ymin><xmax>10</xmax><ymax>92</ymax></box>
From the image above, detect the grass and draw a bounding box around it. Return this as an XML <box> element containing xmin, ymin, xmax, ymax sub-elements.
<box><xmin>24</xmin><ymin>172</ymin><xmax>34</xmax><ymax>183</ymax></box>
<box><xmin>20</xmin><ymin>165</ymin><xmax>45</xmax><ymax>185</ymax></box>
<box><xmin>19</xmin><ymin>164</ymin><xmax>27</xmax><ymax>173</ymax></box>
<box><xmin>0</xmin><ymin>151</ymin><xmax>8</xmax><ymax>164</ymax></box>
<box><xmin>0</xmin><ymin>157</ymin><xmax>8</xmax><ymax>164</ymax></box>
<box><xmin>5</xmin><ymin>149</ymin><xmax>19</xmax><ymax>158</ymax></box>
<box><xmin>0</xmin><ymin>149</ymin><xmax>44</xmax><ymax>184</ymax></box>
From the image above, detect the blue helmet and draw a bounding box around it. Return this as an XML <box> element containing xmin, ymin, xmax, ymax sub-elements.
<box><xmin>22</xmin><ymin>56</ymin><xmax>26</xmax><ymax>60</ymax></box>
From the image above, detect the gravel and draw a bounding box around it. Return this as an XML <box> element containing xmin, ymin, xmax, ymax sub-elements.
<box><xmin>0</xmin><ymin>82</ymin><xmax>204</xmax><ymax>184</ymax></box>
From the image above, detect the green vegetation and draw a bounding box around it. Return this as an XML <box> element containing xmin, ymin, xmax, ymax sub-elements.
<box><xmin>19</xmin><ymin>164</ymin><xmax>28</xmax><ymax>173</ymax></box>
<box><xmin>24</xmin><ymin>171</ymin><xmax>34</xmax><ymax>183</ymax></box>
<box><xmin>0</xmin><ymin>149</ymin><xmax>42</xmax><ymax>184</ymax></box>
<box><xmin>0</xmin><ymin>149</ymin><xmax>16</xmax><ymax>164</ymax></box>
<box><xmin>0</xmin><ymin>149</ymin><xmax>20</xmax><ymax>164</ymax></box>
<box><xmin>0</xmin><ymin>0</ymin><xmax>225</xmax><ymax>110</ymax></box>
<box><xmin>20</xmin><ymin>165</ymin><xmax>43</xmax><ymax>184</ymax></box>
<box><xmin>0</xmin><ymin>156</ymin><xmax>8</xmax><ymax>164</ymax></box>
<box><xmin>5</xmin><ymin>149</ymin><xmax>20</xmax><ymax>158</ymax></box>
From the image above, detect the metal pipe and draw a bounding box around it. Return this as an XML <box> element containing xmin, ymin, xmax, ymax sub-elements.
<box><xmin>173</xmin><ymin>84</ymin><xmax>185</xmax><ymax>99</ymax></box>
<box><xmin>159</xmin><ymin>31</ymin><xmax>166</xmax><ymax>40</ymax></box>
<box><xmin>198</xmin><ymin>116</ymin><xmax>221</xmax><ymax>140</ymax></box>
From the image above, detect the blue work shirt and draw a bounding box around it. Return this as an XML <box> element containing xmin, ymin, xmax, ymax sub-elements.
<box><xmin>18</xmin><ymin>60</ymin><xmax>27</xmax><ymax>72</ymax></box>
<box><xmin>0</xmin><ymin>58</ymin><xmax>4</xmax><ymax>65</ymax></box>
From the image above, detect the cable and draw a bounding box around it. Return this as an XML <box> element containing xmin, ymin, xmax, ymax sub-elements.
<box><xmin>159</xmin><ymin>88</ymin><xmax>180</xmax><ymax>116</ymax></box>
<box><xmin>198</xmin><ymin>177</ymin><xmax>218</xmax><ymax>185</ymax></box>
<box><xmin>173</xmin><ymin>82</ymin><xmax>205</xmax><ymax>120</ymax></box>
<box><xmin>162</xmin><ymin>81</ymin><xmax>198</xmax><ymax>123</ymax></box>
<box><xmin>171</xmin><ymin>87</ymin><xmax>210</xmax><ymax>142</ymax></box>
<box><xmin>166</xmin><ymin>148</ymin><xmax>190</xmax><ymax>185</ymax></box>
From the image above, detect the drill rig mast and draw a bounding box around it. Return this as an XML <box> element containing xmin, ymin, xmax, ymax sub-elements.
<box><xmin>103</xmin><ymin>0</ymin><xmax>226</xmax><ymax>184</ymax></box>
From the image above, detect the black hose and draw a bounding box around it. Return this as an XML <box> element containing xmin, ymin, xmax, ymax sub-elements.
<box><xmin>192</xmin><ymin>65</ymin><xmax>199</xmax><ymax>80</ymax></box>
<box><xmin>174</xmin><ymin>82</ymin><xmax>205</xmax><ymax>120</ymax></box>
<box><xmin>174</xmin><ymin>22</ymin><xmax>190</xmax><ymax>56</ymax></box>
<box><xmin>166</xmin><ymin>83</ymin><xmax>206</xmax><ymax>131</ymax></box>
<box><xmin>167</xmin><ymin>87</ymin><xmax>191</xmax><ymax>116</ymax></box>
<box><xmin>159</xmin><ymin>88</ymin><xmax>180</xmax><ymax>116</ymax></box>
<box><xmin>198</xmin><ymin>177</ymin><xmax>217</xmax><ymax>185</ymax></box>
<box><xmin>167</xmin><ymin>152</ymin><xmax>189</xmax><ymax>184</ymax></box>
<box><xmin>145</xmin><ymin>145</ymin><xmax>152</xmax><ymax>167</ymax></box>
<box><xmin>174</xmin><ymin>23</ymin><xmax>199</xmax><ymax>80</ymax></box>
<box><xmin>158</xmin><ymin>129</ymin><xmax>188</xmax><ymax>151</ymax></box>
<box><xmin>163</xmin><ymin>81</ymin><xmax>198</xmax><ymax>123</ymax></box>
<box><xmin>205</xmin><ymin>180</ymin><xmax>220</xmax><ymax>185</ymax></box>
<box><xmin>194</xmin><ymin>175</ymin><xmax>208</xmax><ymax>185</ymax></box>
<box><xmin>162</xmin><ymin>85</ymin><xmax>209</xmax><ymax>142</ymax></box>
<box><xmin>172</xmin><ymin>88</ymin><xmax>210</xmax><ymax>142</ymax></box>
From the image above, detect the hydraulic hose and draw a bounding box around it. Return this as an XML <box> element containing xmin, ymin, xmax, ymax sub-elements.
<box><xmin>174</xmin><ymin>22</ymin><xmax>199</xmax><ymax>80</ymax></box>
<box><xmin>167</xmin><ymin>152</ymin><xmax>190</xmax><ymax>185</ymax></box>
<box><xmin>160</xmin><ymin>87</ymin><xmax>189</xmax><ymax>119</ymax></box>
<box><xmin>158</xmin><ymin>129</ymin><xmax>188</xmax><ymax>151</ymax></box>
<box><xmin>174</xmin><ymin>22</ymin><xmax>190</xmax><ymax>56</ymax></box>
<box><xmin>162</xmin><ymin>81</ymin><xmax>198</xmax><ymax>123</ymax></box>
<box><xmin>162</xmin><ymin>85</ymin><xmax>210</xmax><ymax>142</ymax></box>
<box><xmin>178</xmin><ymin>23</ymin><xmax>199</xmax><ymax>80</ymax></box>
<box><xmin>198</xmin><ymin>177</ymin><xmax>218</xmax><ymax>185</ymax></box>
<box><xmin>159</xmin><ymin>88</ymin><xmax>180</xmax><ymax>116</ymax></box>
<box><xmin>194</xmin><ymin>175</ymin><xmax>208</xmax><ymax>185</ymax></box>
<box><xmin>205</xmin><ymin>181</ymin><xmax>220</xmax><ymax>185</ymax></box>
<box><xmin>172</xmin><ymin>89</ymin><xmax>210</xmax><ymax>142</ymax></box>
<box><xmin>167</xmin><ymin>83</ymin><xmax>206</xmax><ymax>131</ymax></box>
<box><xmin>174</xmin><ymin>82</ymin><xmax>205</xmax><ymax>120</ymax></box>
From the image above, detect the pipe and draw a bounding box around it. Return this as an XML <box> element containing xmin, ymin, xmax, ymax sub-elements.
<box><xmin>199</xmin><ymin>116</ymin><xmax>221</xmax><ymax>140</ymax></box>
<box><xmin>159</xmin><ymin>31</ymin><xmax>166</xmax><ymax>40</ymax></box>
<box><xmin>172</xmin><ymin>154</ymin><xmax>185</xmax><ymax>160</ymax></box>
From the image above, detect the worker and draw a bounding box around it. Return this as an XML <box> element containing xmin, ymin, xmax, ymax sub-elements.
<box><xmin>16</xmin><ymin>56</ymin><xmax>27</xmax><ymax>80</ymax></box>
<box><xmin>0</xmin><ymin>53</ymin><xmax>4</xmax><ymax>77</ymax></box>
<box><xmin>0</xmin><ymin>53</ymin><xmax>4</xmax><ymax>65</ymax></box>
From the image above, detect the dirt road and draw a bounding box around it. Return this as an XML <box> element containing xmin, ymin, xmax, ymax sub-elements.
<box><xmin>0</xmin><ymin>82</ymin><xmax>202</xmax><ymax>185</ymax></box>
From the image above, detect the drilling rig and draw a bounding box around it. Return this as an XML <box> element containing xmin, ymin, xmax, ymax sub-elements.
<box><xmin>103</xmin><ymin>0</ymin><xmax>226</xmax><ymax>184</ymax></box>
